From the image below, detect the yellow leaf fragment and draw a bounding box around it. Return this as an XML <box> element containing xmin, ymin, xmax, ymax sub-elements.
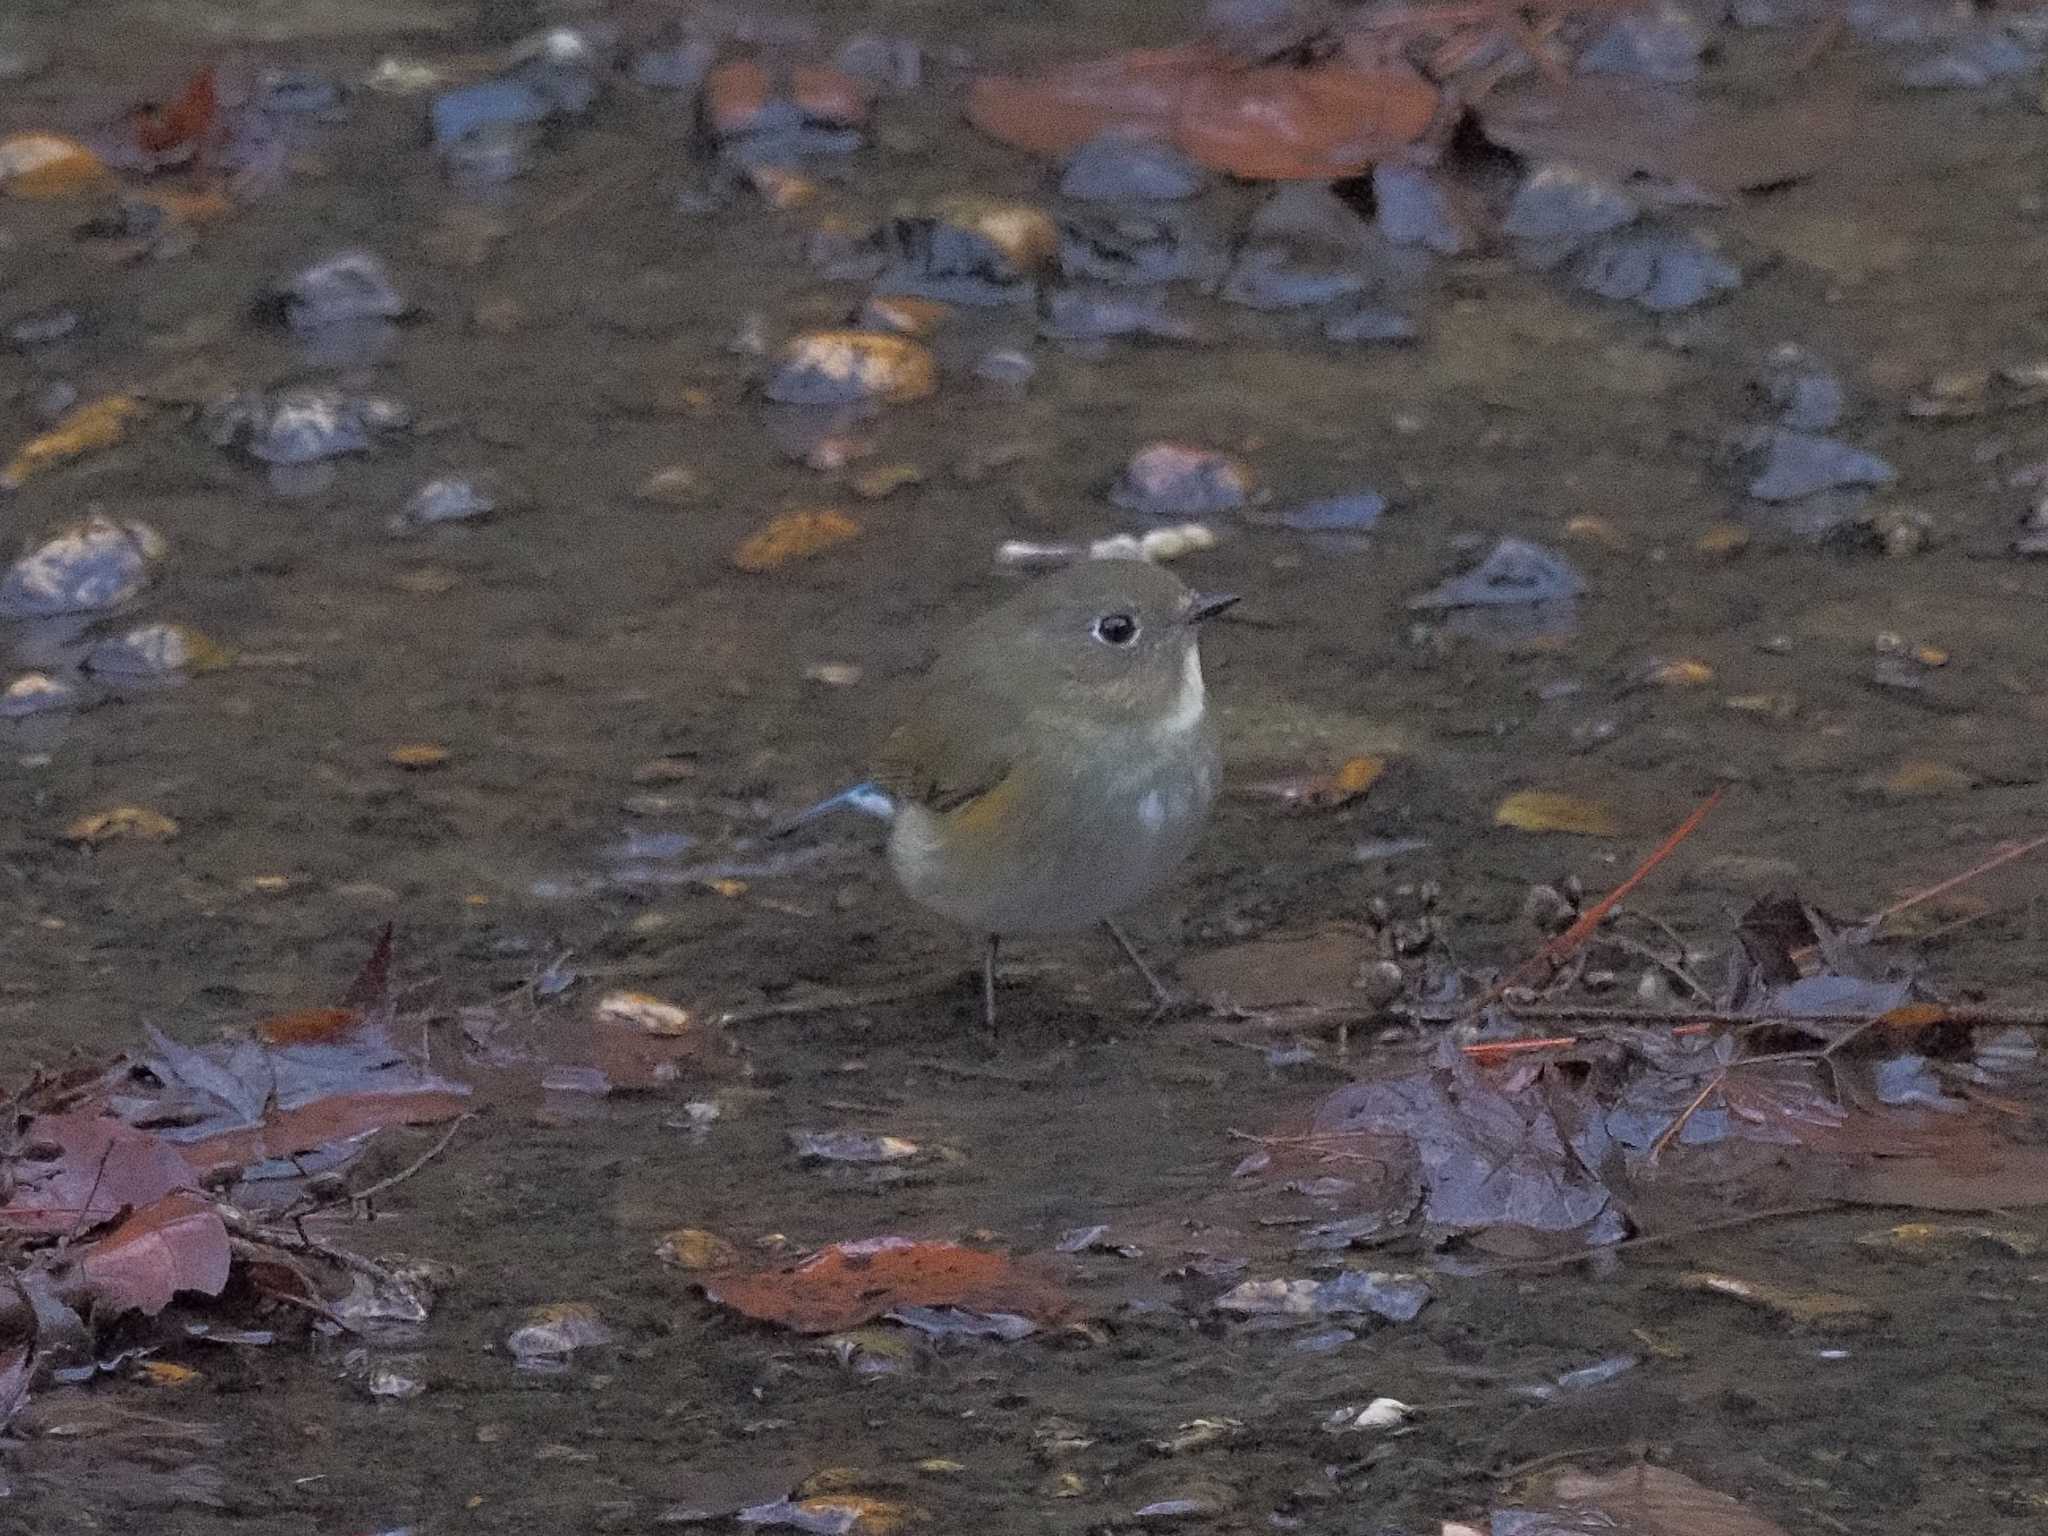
<box><xmin>388</xmin><ymin>743</ymin><xmax>451</xmax><ymax>770</ymax></box>
<box><xmin>1494</xmin><ymin>790</ymin><xmax>1619</xmax><ymax>837</ymax></box>
<box><xmin>65</xmin><ymin>806</ymin><xmax>180</xmax><ymax>846</ymax></box>
<box><xmin>1695</xmin><ymin>522</ymin><xmax>1751</xmax><ymax>557</ymax></box>
<box><xmin>1</xmin><ymin>395</ymin><xmax>144</xmax><ymax>490</ymax></box>
<box><xmin>0</xmin><ymin>132</ymin><xmax>113</xmax><ymax>198</ymax></box>
<box><xmin>135</xmin><ymin>1360</ymin><xmax>201</xmax><ymax>1387</ymax></box>
<box><xmin>1641</xmin><ymin>658</ymin><xmax>1714</xmax><ymax>688</ymax></box>
<box><xmin>1877</xmin><ymin>760</ymin><xmax>1975</xmax><ymax>798</ymax></box>
<box><xmin>732</xmin><ymin>507</ymin><xmax>861</xmax><ymax>572</ymax></box>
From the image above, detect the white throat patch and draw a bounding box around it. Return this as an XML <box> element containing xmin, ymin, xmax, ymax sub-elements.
<box><xmin>1153</xmin><ymin>646</ymin><xmax>1206</xmax><ymax>736</ymax></box>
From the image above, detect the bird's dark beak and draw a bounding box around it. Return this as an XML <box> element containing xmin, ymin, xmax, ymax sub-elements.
<box><xmin>1186</xmin><ymin>592</ymin><xmax>1240</xmax><ymax>624</ymax></box>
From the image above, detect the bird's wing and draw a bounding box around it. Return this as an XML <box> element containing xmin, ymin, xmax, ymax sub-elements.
<box><xmin>871</xmin><ymin>668</ymin><xmax>1022</xmax><ymax>815</ymax></box>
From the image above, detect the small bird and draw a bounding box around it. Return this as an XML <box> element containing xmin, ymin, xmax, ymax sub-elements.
<box><xmin>785</xmin><ymin>558</ymin><xmax>1237</xmax><ymax>1026</ymax></box>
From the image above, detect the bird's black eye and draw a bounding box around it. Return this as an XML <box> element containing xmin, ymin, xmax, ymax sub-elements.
<box><xmin>1093</xmin><ymin>612</ymin><xmax>1139</xmax><ymax>646</ymax></box>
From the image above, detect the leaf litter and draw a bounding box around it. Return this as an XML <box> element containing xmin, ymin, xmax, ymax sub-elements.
<box><xmin>1</xmin><ymin>931</ymin><xmax>472</xmax><ymax>1415</ymax></box>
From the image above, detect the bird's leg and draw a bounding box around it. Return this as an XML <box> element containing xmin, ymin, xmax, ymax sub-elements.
<box><xmin>1101</xmin><ymin>918</ymin><xmax>1175</xmax><ymax>1009</ymax></box>
<box><xmin>981</xmin><ymin>933</ymin><xmax>1001</xmax><ymax>1032</ymax></box>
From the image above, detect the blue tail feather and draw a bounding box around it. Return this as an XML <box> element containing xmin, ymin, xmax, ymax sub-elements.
<box><xmin>771</xmin><ymin>780</ymin><xmax>897</xmax><ymax>838</ymax></box>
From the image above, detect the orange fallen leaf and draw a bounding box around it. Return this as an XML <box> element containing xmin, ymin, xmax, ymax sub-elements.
<box><xmin>700</xmin><ymin>1236</ymin><xmax>1073</xmax><ymax>1333</ymax></box>
<box><xmin>732</xmin><ymin>507</ymin><xmax>862</xmax><ymax>572</ymax></box>
<box><xmin>64</xmin><ymin>805</ymin><xmax>179</xmax><ymax>846</ymax></box>
<box><xmin>255</xmin><ymin>1007</ymin><xmax>363</xmax><ymax>1046</ymax></box>
<box><xmin>388</xmin><ymin>743</ymin><xmax>451</xmax><ymax>770</ymax></box>
<box><xmin>1246</xmin><ymin>755</ymin><xmax>1386</xmax><ymax>809</ymax></box>
<box><xmin>768</xmin><ymin>331</ymin><xmax>938</xmax><ymax>406</ymax></box>
<box><xmin>966</xmin><ymin>45</ymin><xmax>1438</xmax><ymax>179</ymax></box>
<box><xmin>0</xmin><ymin>132</ymin><xmax>113</xmax><ymax>198</ymax></box>
<box><xmin>1175</xmin><ymin>61</ymin><xmax>1438</xmax><ymax>180</ymax></box>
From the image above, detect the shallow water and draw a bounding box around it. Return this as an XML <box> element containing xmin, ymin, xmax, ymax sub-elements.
<box><xmin>5</xmin><ymin>2</ymin><xmax>2048</xmax><ymax>1531</ymax></box>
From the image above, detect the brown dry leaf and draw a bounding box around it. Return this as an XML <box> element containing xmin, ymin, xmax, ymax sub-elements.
<box><xmin>1854</xmin><ymin>1222</ymin><xmax>2039</xmax><ymax>1258</ymax></box>
<box><xmin>732</xmin><ymin>508</ymin><xmax>862</xmax><ymax>572</ymax></box>
<box><xmin>700</xmin><ymin>1236</ymin><xmax>1073</xmax><ymax>1334</ymax></box>
<box><xmin>791</xmin><ymin>1496</ymin><xmax>918</xmax><ymax>1535</ymax></box>
<box><xmin>70</xmin><ymin>1194</ymin><xmax>232</xmax><ymax>1318</ymax></box>
<box><xmin>0</xmin><ymin>1112</ymin><xmax>195</xmax><ymax>1236</ymax></box>
<box><xmin>928</xmin><ymin>193</ymin><xmax>1060</xmax><ymax>271</ymax></box>
<box><xmin>64</xmin><ymin>806</ymin><xmax>179</xmax><ymax>846</ymax></box>
<box><xmin>1183</xmin><ymin>927</ymin><xmax>1369</xmax><ymax>1009</ymax></box>
<box><xmin>1480</xmin><ymin>77</ymin><xmax>1855</xmax><ymax>196</ymax></box>
<box><xmin>1676</xmin><ymin>1271</ymin><xmax>1882</xmax><ymax>1331</ymax></box>
<box><xmin>1539</xmin><ymin>1464</ymin><xmax>1794</xmax><ymax>1536</ymax></box>
<box><xmin>0</xmin><ymin>395</ymin><xmax>143</xmax><ymax>490</ymax></box>
<box><xmin>0</xmin><ymin>132</ymin><xmax>114</xmax><ymax>198</ymax></box>
<box><xmin>1494</xmin><ymin>790</ymin><xmax>1619</xmax><ymax>837</ymax></box>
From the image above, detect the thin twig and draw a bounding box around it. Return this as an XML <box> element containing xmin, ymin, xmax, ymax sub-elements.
<box><xmin>1468</xmin><ymin>1202</ymin><xmax>1842</xmax><ymax>1275</ymax></box>
<box><xmin>341</xmin><ymin>1113</ymin><xmax>471</xmax><ymax>1209</ymax></box>
<box><xmin>1863</xmin><ymin>829</ymin><xmax>2048</xmax><ymax>934</ymax></box>
<box><xmin>1464</xmin><ymin>786</ymin><xmax>1728</xmax><ymax>1023</ymax></box>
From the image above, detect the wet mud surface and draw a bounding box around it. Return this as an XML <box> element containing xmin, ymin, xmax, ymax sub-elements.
<box><xmin>5</xmin><ymin>1</ymin><xmax>2048</xmax><ymax>1531</ymax></box>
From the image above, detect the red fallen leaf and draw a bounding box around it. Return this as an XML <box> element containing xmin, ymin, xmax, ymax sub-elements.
<box><xmin>700</xmin><ymin>1237</ymin><xmax>1074</xmax><ymax>1333</ymax></box>
<box><xmin>341</xmin><ymin>921</ymin><xmax>395</xmax><ymax>1010</ymax></box>
<box><xmin>178</xmin><ymin>1089</ymin><xmax>472</xmax><ymax>1177</ymax></box>
<box><xmin>132</xmin><ymin>65</ymin><xmax>219</xmax><ymax>157</ymax></box>
<box><xmin>0</xmin><ymin>1113</ymin><xmax>194</xmax><ymax>1236</ymax></box>
<box><xmin>965</xmin><ymin>44</ymin><xmax>1222</xmax><ymax>155</ymax></box>
<box><xmin>69</xmin><ymin>1194</ymin><xmax>231</xmax><ymax>1318</ymax></box>
<box><xmin>703</xmin><ymin>58</ymin><xmax>772</xmax><ymax>137</ymax></box>
<box><xmin>1175</xmin><ymin>61</ymin><xmax>1438</xmax><ymax>180</ymax></box>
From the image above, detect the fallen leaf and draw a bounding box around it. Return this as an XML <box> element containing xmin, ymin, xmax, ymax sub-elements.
<box><xmin>70</xmin><ymin>1194</ymin><xmax>231</xmax><ymax>1317</ymax></box>
<box><xmin>1494</xmin><ymin>790</ymin><xmax>1620</xmax><ymax>837</ymax></box>
<box><xmin>506</xmin><ymin>1300</ymin><xmax>613</xmax><ymax>1358</ymax></box>
<box><xmin>64</xmin><ymin>806</ymin><xmax>180</xmax><ymax>845</ymax></box>
<box><xmin>700</xmin><ymin>1237</ymin><xmax>1072</xmax><ymax>1334</ymax></box>
<box><xmin>254</xmin><ymin>1007</ymin><xmax>362</xmax><ymax>1046</ymax></box>
<box><xmin>1175</xmin><ymin>61</ymin><xmax>1439</xmax><ymax>181</ymax></box>
<box><xmin>732</xmin><ymin>508</ymin><xmax>862</xmax><ymax>572</ymax></box>
<box><xmin>178</xmin><ymin>1089</ymin><xmax>473</xmax><ymax>1177</ymax></box>
<box><xmin>134</xmin><ymin>1360</ymin><xmax>201</xmax><ymax>1387</ymax></box>
<box><xmin>1875</xmin><ymin>760</ymin><xmax>1975</xmax><ymax>798</ymax></box>
<box><xmin>132</xmin><ymin>65</ymin><xmax>220</xmax><ymax>157</ymax></box>
<box><xmin>596</xmin><ymin>990</ymin><xmax>692</xmax><ymax>1037</ymax></box>
<box><xmin>1676</xmin><ymin>1271</ymin><xmax>1881</xmax><ymax>1330</ymax></box>
<box><xmin>658</xmin><ymin>1228</ymin><xmax>740</xmax><ymax>1270</ymax></box>
<box><xmin>387</xmin><ymin>743</ymin><xmax>451</xmax><ymax>770</ymax></box>
<box><xmin>1244</xmin><ymin>755</ymin><xmax>1386</xmax><ymax>809</ymax></box>
<box><xmin>967</xmin><ymin>45</ymin><xmax>1436</xmax><ymax>179</ymax></box>
<box><xmin>1</xmin><ymin>396</ymin><xmax>144</xmax><ymax>491</ymax></box>
<box><xmin>1538</xmin><ymin>1464</ymin><xmax>1794</xmax><ymax>1536</ymax></box>
<box><xmin>0</xmin><ymin>132</ymin><xmax>113</xmax><ymax>198</ymax></box>
<box><xmin>1836</xmin><ymin>1124</ymin><xmax>2048</xmax><ymax>1211</ymax></box>
<box><xmin>765</xmin><ymin>331</ymin><xmax>937</xmax><ymax>407</ymax></box>
<box><xmin>0</xmin><ymin>1113</ymin><xmax>194</xmax><ymax>1236</ymax></box>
